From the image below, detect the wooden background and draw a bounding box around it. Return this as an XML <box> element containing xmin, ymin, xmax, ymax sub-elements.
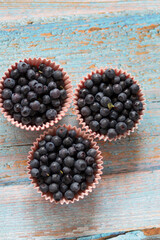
<box><xmin>0</xmin><ymin>1</ymin><xmax>160</xmax><ymax>239</ymax></box>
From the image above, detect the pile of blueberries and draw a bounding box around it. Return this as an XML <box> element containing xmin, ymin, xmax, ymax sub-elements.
<box><xmin>77</xmin><ymin>69</ymin><xmax>143</xmax><ymax>139</ymax></box>
<box><xmin>2</xmin><ymin>62</ymin><xmax>67</xmax><ymax>126</ymax></box>
<box><xmin>30</xmin><ymin>126</ymin><xmax>97</xmax><ymax>201</ymax></box>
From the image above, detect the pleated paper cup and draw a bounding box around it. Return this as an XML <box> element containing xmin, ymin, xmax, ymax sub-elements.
<box><xmin>74</xmin><ymin>67</ymin><xmax>145</xmax><ymax>141</ymax></box>
<box><xmin>0</xmin><ymin>58</ymin><xmax>72</xmax><ymax>131</ymax></box>
<box><xmin>27</xmin><ymin>124</ymin><xmax>103</xmax><ymax>204</ymax></box>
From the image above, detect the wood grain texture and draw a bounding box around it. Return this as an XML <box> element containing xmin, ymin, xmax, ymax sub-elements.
<box><xmin>0</xmin><ymin>1</ymin><xmax>160</xmax><ymax>239</ymax></box>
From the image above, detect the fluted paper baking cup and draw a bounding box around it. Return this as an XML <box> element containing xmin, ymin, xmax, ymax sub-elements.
<box><xmin>0</xmin><ymin>58</ymin><xmax>72</xmax><ymax>131</ymax></box>
<box><xmin>27</xmin><ymin>124</ymin><xmax>103</xmax><ymax>204</ymax></box>
<box><xmin>74</xmin><ymin>67</ymin><xmax>145</xmax><ymax>141</ymax></box>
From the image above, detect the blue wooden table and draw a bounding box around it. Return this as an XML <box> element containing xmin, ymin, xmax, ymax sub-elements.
<box><xmin>0</xmin><ymin>1</ymin><xmax>160</xmax><ymax>239</ymax></box>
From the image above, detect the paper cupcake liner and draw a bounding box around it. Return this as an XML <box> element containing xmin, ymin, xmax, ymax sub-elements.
<box><xmin>74</xmin><ymin>67</ymin><xmax>145</xmax><ymax>141</ymax></box>
<box><xmin>0</xmin><ymin>58</ymin><xmax>72</xmax><ymax>131</ymax></box>
<box><xmin>27</xmin><ymin>124</ymin><xmax>103</xmax><ymax>204</ymax></box>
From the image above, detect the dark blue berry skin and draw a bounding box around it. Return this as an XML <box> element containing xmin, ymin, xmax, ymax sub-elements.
<box><xmin>113</xmin><ymin>84</ymin><xmax>122</xmax><ymax>94</ymax></box>
<box><xmin>116</xmin><ymin>122</ymin><xmax>127</xmax><ymax>134</ymax></box>
<box><xmin>56</xmin><ymin>127</ymin><xmax>68</xmax><ymax>138</ymax></box>
<box><xmin>125</xmin><ymin>118</ymin><xmax>134</xmax><ymax>130</ymax></box>
<box><xmin>14</xmin><ymin>103</ymin><xmax>22</xmax><ymax>113</ymax></box>
<box><xmin>63</xmin><ymin>137</ymin><xmax>73</xmax><ymax>147</ymax></box>
<box><xmin>70</xmin><ymin>182</ymin><xmax>80</xmax><ymax>193</ymax></box>
<box><xmin>83</xmin><ymin>139</ymin><xmax>90</xmax><ymax>149</ymax></box>
<box><xmin>38</xmin><ymin>75</ymin><xmax>46</xmax><ymax>84</ymax></box>
<box><xmin>2</xmin><ymin>89</ymin><xmax>12</xmax><ymax>99</ymax></box>
<box><xmin>34</xmin><ymin>151</ymin><xmax>40</xmax><ymax>160</ymax></box>
<box><xmin>50</xmin><ymin>88</ymin><xmax>60</xmax><ymax>99</ymax></box>
<box><xmin>100</xmin><ymin>96</ymin><xmax>111</xmax><ymax>107</ymax></box>
<box><xmin>89</xmin><ymin>120</ymin><xmax>100</xmax><ymax>132</ymax></box>
<box><xmin>84</xmin><ymin>79</ymin><xmax>93</xmax><ymax>89</ymax></box>
<box><xmin>94</xmin><ymin>113</ymin><xmax>102</xmax><ymax>121</ymax></box>
<box><xmin>14</xmin><ymin>85</ymin><xmax>21</xmax><ymax>93</ymax></box>
<box><xmin>68</xmin><ymin>146</ymin><xmax>76</xmax><ymax>157</ymax></box>
<box><xmin>100</xmin><ymin>118</ymin><xmax>110</xmax><ymax>128</ymax></box>
<box><xmin>130</xmin><ymin>95</ymin><xmax>139</xmax><ymax>102</ymax></box>
<box><xmin>133</xmin><ymin>100</ymin><xmax>143</xmax><ymax>111</ymax></box>
<box><xmin>109</xmin><ymin>120</ymin><xmax>117</xmax><ymax>128</ymax></box>
<box><xmin>62</xmin><ymin>174</ymin><xmax>73</xmax><ymax>185</ymax></box>
<box><xmin>77</xmin><ymin>151</ymin><xmax>86</xmax><ymax>159</ymax></box>
<box><xmin>75</xmin><ymin>143</ymin><xmax>85</xmax><ymax>152</ymax></box>
<box><xmin>39</xmin><ymin>147</ymin><xmax>47</xmax><ymax>155</ymax></box>
<box><xmin>122</xmin><ymin>109</ymin><xmax>129</xmax><ymax>117</ymax></box>
<box><xmin>90</xmin><ymin>102</ymin><xmax>100</xmax><ymax>112</ymax></box>
<box><xmin>35</xmin><ymin>117</ymin><xmax>43</xmax><ymax>126</ymax></box>
<box><xmin>21</xmin><ymin>106</ymin><xmax>31</xmax><ymax>117</ymax></box>
<box><xmin>100</xmin><ymin>107</ymin><xmax>110</xmax><ymax>117</ymax></box>
<box><xmin>85</xmin><ymin>116</ymin><xmax>93</xmax><ymax>124</ymax></box>
<box><xmin>102</xmin><ymin>73</ymin><xmax>109</xmax><ymax>83</ymax></box>
<box><xmin>112</xmin><ymin>76</ymin><xmax>120</xmax><ymax>84</ymax></box>
<box><xmin>46</xmin><ymin>109</ymin><xmax>57</xmax><ymax>120</ymax></box>
<box><xmin>59</xmin><ymin>148</ymin><xmax>69</xmax><ymax>159</ymax></box>
<box><xmin>45</xmin><ymin>135</ymin><xmax>52</xmax><ymax>142</ymax></box>
<box><xmin>39</xmin><ymin>63</ymin><xmax>46</xmax><ymax>71</ymax></box>
<box><xmin>30</xmin><ymin>159</ymin><xmax>40</xmax><ymax>168</ymax></box>
<box><xmin>87</xmin><ymin>148</ymin><xmax>96</xmax><ymax>158</ymax></box>
<box><xmin>44</xmin><ymin>176</ymin><xmax>52</xmax><ymax>185</ymax></box>
<box><xmin>48</xmin><ymin>153</ymin><xmax>57</xmax><ymax>161</ymax></box>
<box><xmin>40</xmin><ymin>155</ymin><xmax>48</xmax><ymax>164</ymax></box>
<box><xmin>40</xmin><ymin>165</ymin><xmax>50</xmax><ymax>177</ymax></box>
<box><xmin>125</xmin><ymin>78</ymin><xmax>133</xmax><ymax>87</ymax></box>
<box><xmin>103</xmin><ymin>85</ymin><xmax>113</xmax><ymax>97</ymax></box>
<box><xmin>99</xmin><ymin>83</ymin><xmax>107</xmax><ymax>92</ymax></box>
<box><xmin>10</xmin><ymin>69</ymin><xmax>20</xmax><ymax>79</ymax></box>
<box><xmin>31</xmin><ymin>168</ymin><xmax>39</xmax><ymax>178</ymax></box>
<box><xmin>129</xmin><ymin>111</ymin><xmax>139</xmax><ymax>122</ymax></box>
<box><xmin>49</xmin><ymin>183</ymin><xmax>59</xmax><ymax>193</ymax></box>
<box><xmin>52</xmin><ymin>174</ymin><xmax>60</xmax><ymax>183</ymax></box>
<box><xmin>46</xmin><ymin>142</ymin><xmax>55</xmax><ymax>152</ymax></box>
<box><xmin>109</xmin><ymin>110</ymin><xmax>118</xmax><ymax>120</ymax></box>
<box><xmin>91</xmin><ymin>86</ymin><xmax>99</xmax><ymax>95</ymax></box>
<box><xmin>29</xmin><ymin>80</ymin><xmax>38</xmax><ymax>90</ymax></box>
<box><xmin>91</xmin><ymin>73</ymin><xmax>102</xmax><ymax>85</ymax></box>
<box><xmin>64</xmin><ymin>156</ymin><xmax>74</xmax><ymax>167</ymax></box>
<box><xmin>27</xmin><ymin>69</ymin><xmax>36</xmax><ymax>80</ymax></box>
<box><xmin>51</xmin><ymin>136</ymin><xmax>62</xmax><ymax>146</ymax></box>
<box><xmin>95</xmin><ymin>92</ymin><xmax>104</xmax><ymax>102</ymax></box>
<box><xmin>21</xmin><ymin>85</ymin><xmax>30</xmax><ymax>95</ymax></box>
<box><xmin>13</xmin><ymin>113</ymin><xmax>21</xmax><ymax>122</ymax></box>
<box><xmin>11</xmin><ymin>93</ymin><xmax>22</xmax><ymax>103</ymax></box>
<box><xmin>118</xmin><ymin>93</ymin><xmax>127</xmax><ymax>102</ymax></box>
<box><xmin>114</xmin><ymin>102</ymin><xmax>124</xmax><ymax>112</ymax></box>
<box><xmin>17</xmin><ymin>62</ymin><xmax>29</xmax><ymax>73</ymax></box>
<box><xmin>43</xmin><ymin>95</ymin><xmax>51</xmax><ymax>104</ymax></box>
<box><xmin>130</xmin><ymin>84</ymin><xmax>139</xmax><ymax>94</ymax></box>
<box><xmin>77</xmin><ymin>98</ymin><xmax>85</xmax><ymax>108</ymax></box>
<box><xmin>40</xmin><ymin>183</ymin><xmax>48</xmax><ymax>193</ymax></box>
<box><xmin>21</xmin><ymin>117</ymin><xmax>31</xmax><ymax>125</ymax></box>
<box><xmin>60</xmin><ymin>89</ymin><xmax>67</xmax><ymax>100</ymax></box>
<box><xmin>75</xmin><ymin>160</ymin><xmax>87</xmax><ymax>171</ymax></box>
<box><xmin>64</xmin><ymin>190</ymin><xmax>74</xmax><ymax>200</ymax></box>
<box><xmin>39</xmin><ymin>104</ymin><xmax>46</xmax><ymax>113</ymax></box>
<box><xmin>30</xmin><ymin>100</ymin><xmax>40</xmax><ymax>111</ymax></box>
<box><xmin>54</xmin><ymin>191</ymin><xmax>63</xmax><ymax>201</ymax></box>
<box><xmin>51</xmin><ymin>99</ymin><xmax>61</xmax><ymax>108</ymax></box>
<box><xmin>73</xmin><ymin>174</ymin><xmax>83</xmax><ymax>183</ymax></box>
<box><xmin>34</xmin><ymin>83</ymin><xmax>44</xmax><ymax>95</ymax></box>
<box><xmin>107</xmin><ymin>128</ymin><xmax>117</xmax><ymax>139</ymax></box>
<box><xmin>124</xmin><ymin>88</ymin><xmax>131</xmax><ymax>97</ymax></box>
<box><xmin>85</xmin><ymin>94</ymin><xmax>95</xmax><ymax>105</ymax></box>
<box><xmin>105</xmin><ymin>69</ymin><xmax>115</xmax><ymax>79</ymax></box>
<box><xmin>76</xmin><ymin>137</ymin><xmax>83</xmax><ymax>143</ymax></box>
<box><xmin>39</xmin><ymin>140</ymin><xmax>46</xmax><ymax>147</ymax></box>
<box><xmin>43</xmin><ymin>66</ymin><xmax>53</xmax><ymax>78</ymax></box>
<box><xmin>119</xmin><ymin>73</ymin><xmax>126</xmax><ymax>81</ymax></box>
<box><xmin>124</xmin><ymin>100</ymin><xmax>133</xmax><ymax>109</ymax></box>
<box><xmin>60</xmin><ymin>183</ymin><xmax>68</xmax><ymax>193</ymax></box>
<box><xmin>85</xmin><ymin>166</ymin><xmax>93</xmax><ymax>176</ymax></box>
<box><xmin>119</xmin><ymin>81</ymin><xmax>126</xmax><ymax>90</ymax></box>
<box><xmin>117</xmin><ymin>115</ymin><xmax>126</xmax><ymax>122</ymax></box>
<box><xmin>79</xmin><ymin>88</ymin><xmax>89</xmax><ymax>98</ymax></box>
<box><xmin>50</xmin><ymin>162</ymin><xmax>61</xmax><ymax>173</ymax></box>
<box><xmin>100</xmin><ymin>128</ymin><xmax>108</xmax><ymax>135</ymax></box>
<box><xmin>4</xmin><ymin>78</ymin><xmax>15</xmax><ymax>89</ymax></box>
<box><xmin>68</xmin><ymin>129</ymin><xmax>77</xmax><ymax>139</ymax></box>
<box><xmin>81</xmin><ymin>106</ymin><xmax>91</xmax><ymax>117</ymax></box>
<box><xmin>48</xmin><ymin>81</ymin><xmax>57</xmax><ymax>91</ymax></box>
<box><xmin>62</xmin><ymin>167</ymin><xmax>71</xmax><ymax>174</ymax></box>
<box><xmin>18</xmin><ymin>77</ymin><xmax>28</xmax><ymax>86</ymax></box>
<box><xmin>27</xmin><ymin>91</ymin><xmax>37</xmax><ymax>102</ymax></box>
<box><xmin>52</xmin><ymin>70</ymin><xmax>63</xmax><ymax>80</ymax></box>
<box><xmin>81</xmin><ymin>182</ymin><xmax>87</xmax><ymax>191</ymax></box>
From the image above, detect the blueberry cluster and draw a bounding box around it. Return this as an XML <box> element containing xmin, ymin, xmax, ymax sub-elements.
<box><xmin>2</xmin><ymin>62</ymin><xmax>67</xmax><ymax>126</ymax></box>
<box><xmin>30</xmin><ymin>126</ymin><xmax>97</xmax><ymax>201</ymax></box>
<box><xmin>77</xmin><ymin>69</ymin><xmax>143</xmax><ymax>139</ymax></box>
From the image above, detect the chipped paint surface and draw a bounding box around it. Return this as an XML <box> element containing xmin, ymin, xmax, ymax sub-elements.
<box><xmin>0</xmin><ymin>1</ymin><xmax>160</xmax><ymax>240</ymax></box>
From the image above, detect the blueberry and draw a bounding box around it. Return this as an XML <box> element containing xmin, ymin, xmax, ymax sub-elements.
<box><xmin>39</xmin><ymin>104</ymin><xmax>46</xmax><ymax>113</ymax></box>
<box><xmin>51</xmin><ymin>136</ymin><xmax>62</xmax><ymax>146</ymax></box>
<box><xmin>95</xmin><ymin>92</ymin><xmax>104</xmax><ymax>102</ymax></box>
<box><xmin>133</xmin><ymin>100</ymin><xmax>143</xmax><ymax>111</ymax></box>
<box><xmin>100</xmin><ymin>107</ymin><xmax>110</xmax><ymax>117</ymax></box>
<box><xmin>52</xmin><ymin>174</ymin><xmax>60</xmax><ymax>183</ymax></box>
<box><xmin>81</xmin><ymin>106</ymin><xmax>91</xmax><ymax>117</ymax></box>
<box><xmin>30</xmin><ymin>100</ymin><xmax>40</xmax><ymax>111</ymax></box>
<box><xmin>39</xmin><ymin>63</ymin><xmax>46</xmax><ymax>71</ymax></box>
<box><xmin>94</xmin><ymin>113</ymin><xmax>102</xmax><ymax>121</ymax></box>
<box><xmin>114</xmin><ymin>102</ymin><xmax>123</xmax><ymax>112</ymax></box>
<box><xmin>30</xmin><ymin>159</ymin><xmax>39</xmax><ymax>168</ymax></box>
<box><xmin>85</xmin><ymin>166</ymin><xmax>93</xmax><ymax>175</ymax></box>
<box><xmin>40</xmin><ymin>155</ymin><xmax>48</xmax><ymax>164</ymax></box>
<box><xmin>79</xmin><ymin>88</ymin><xmax>89</xmax><ymax>98</ymax></box>
<box><xmin>60</xmin><ymin>183</ymin><xmax>68</xmax><ymax>193</ymax></box>
<box><xmin>119</xmin><ymin>81</ymin><xmax>126</xmax><ymax>90</ymax></box>
<box><xmin>4</xmin><ymin>78</ymin><xmax>15</xmax><ymax>89</ymax></box>
<box><xmin>53</xmin><ymin>70</ymin><xmax>63</xmax><ymax>80</ymax></box>
<box><xmin>11</xmin><ymin>93</ymin><xmax>22</xmax><ymax>103</ymax></box>
<box><xmin>40</xmin><ymin>165</ymin><xmax>50</xmax><ymax>177</ymax></box>
<box><xmin>34</xmin><ymin>83</ymin><xmax>44</xmax><ymax>95</ymax></box>
<box><xmin>77</xmin><ymin>98</ymin><xmax>85</xmax><ymax>108</ymax></box>
<box><xmin>62</xmin><ymin>174</ymin><xmax>73</xmax><ymax>185</ymax></box>
<box><xmin>118</xmin><ymin>93</ymin><xmax>127</xmax><ymax>102</ymax></box>
<box><xmin>84</xmin><ymin>79</ymin><xmax>93</xmax><ymax>89</ymax></box>
<box><xmin>50</xmin><ymin>162</ymin><xmax>61</xmax><ymax>173</ymax></box>
<box><xmin>39</xmin><ymin>147</ymin><xmax>47</xmax><ymax>155</ymax></box>
<box><xmin>100</xmin><ymin>128</ymin><xmax>107</xmax><ymax>135</ymax></box>
<box><xmin>119</xmin><ymin>73</ymin><xmax>126</xmax><ymax>81</ymax></box>
<box><xmin>43</xmin><ymin>66</ymin><xmax>53</xmax><ymax>78</ymax></box>
<box><xmin>64</xmin><ymin>190</ymin><xmax>74</xmax><ymax>200</ymax></box>
<box><xmin>113</xmin><ymin>76</ymin><xmax>120</xmax><ymax>84</ymax></box>
<box><xmin>130</xmin><ymin>84</ymin><xmax>139</xmax><ymax>94</ymax></box>
<box><xmin>91</xmin><ymin>86</ymin><xmax>99</xmax><ymax>95</ymax></box>
<box><xmin>46</xmin><ymin>142</ymin><xmax>55</xmax><ymax>152</ymax></box>
<box><xmin>64</xmin><ymin>156</ymin><xmax>74</xmax><ymax>167</ymax></box>
<box><xmin>21</xmin><ymin>116</ymin><xmax>31</xmax><ymax>125</ymax></box>
<box><xmin>56</xmin><ymin>126</ymin><xmax>68</xmax><ymax>138</ymax></box>
<box><xmin>81</xmin><ymin>182</ymin><xmax>87</xmax><ymax>191</ymax></box>
<box><xmin>27</xmin><ymin>91</ymin><xmax>37</xmax><ymax>102</ymax></box>
<box><xmin>47</xmin><ymin>82</ymin><xmax>57</xmax><ymax>91</ymax></box>
<box><xmin>105</xmin><ymin>69</ymin><xmax>115</xmax><ymax>79</ymax></box>
<box><xmin>117</xmin><ymin>115</ymin><xmax>126</xmax><ymax>122</ymax></box>
<box><xmin>99</xmin><ymin>83</ymin><xmax>107</xmax><ymax>92</ymax></box>
<box><xmin>54</xmin><ymin>191</ymin><xmax>63</xmax><ymax>201</ymax></box>
<box><xmin>83</xmin><ymin>139</ymin><xmax>90</xmax><ymax>149</ymax></box>
<box><xmin>116</xmin><ymin>122</ymin><xmax>127</xmax><ymax>134</ymax></box>
<box><xmin>14</xmin><ymin>85</ymin><xmax>21</xmax><ymax>93</ymax></box>
<box><xmin>37</xmin><ymin>75</ymin><xmax>46</xmax><ymax>84</ymax></box>
<box><xmin>44</xmin><ymin>176</ymin><xmax>52</xmax><ymax>185</ymax></box>
<box><xmin>68</xmin><ymin>129</ymin><xmax>77</xmax><ymax>139</ymax></box>
<box><xmin>39</xmin><ymin>183</ymin><xmax>48</xmax><ymax>193</ymax></box>
<box><xmin>21</xmin><ymin>106</ymin><xmax>31</xmax><ymax>117</ymax></box>
<box><xmin>14</xmin><ymin>103</ymin><xmax>22</xmax><ymax>113</ymax></box>
<box><xmin>42</xmin><ymin>95</ymin><xmax>51</xmax><ymax>105</ymax></box>
<box><xmin>59</xmin><ymin>148</ymin><xmax>69</xmax><ymax>159</ymax></box>
<box><xmin>18</xmin><ymin>77</ymin><xmax>28</xmax><ymax>86</ymax></box>
<box><xmin>68</xmin><ymin>146</ymin><xmax>76</xmax><ymax>156</ymax></box>
<box><xmin>63</xmin><ymin>137</ymin><xmax>73</xmax><ymax>147</ymax></box>
<box><xmin>34</xmin><ymin>151</ymin><xmax>40</xmax><ymax>159</ymax></box>
<box><xmin>100</xmin><ymin>118</ymin><xmax>109</xmax><ymax>128</ymax></box>
<box><xmin>130</xmin><ymin>95</ymin><xmax>139</xmax><ymax>102</ymax></box>
<box><xmin>89</xmin><ymin>120</ymin><xmax>100</xmax><ymax>131</ymax></box>
<box><xmin>85</xmin><ymin>116</ymin><xmax>93</xmax><ymax>124</ymax></box>
<box><xmin>91</xmin><ymin>73</ymin><xmax>102</xmax><ymax>85</ymax></box>
<box><xmin>29</xmin><ymin>80</ymin><xmax>38</xmax><ymax>90</ymax></box>
<box><xmin>86</xmin><ymin>175</ymin><xmax>95</xmax><ymax>183</ymax></box>
<box><xmin>125</xmin><ymin>118</ymin><xmax>134</xmax><ymax>130</ymax></box>
<box><xmin>129</xmin><ymin>111</ymin><xmax>139</xmax><ymax>122</ymax></box>
<box><xmin>60</xmin><ymin>89</ymin><xmax>67</xmax><ymax>100</ymax></box>
<box><xmin>70</xmin><ymin>182</ymin><xmax>80</xmax><ymax>193</ymax></box>
<box><xmin>75</xmin><ymin>143</ymin><xmax>85</xmax><ymax>152</ymax></box>
<box><xmin>17</xmin><ymin>62</ymin><xmax>29</xmax><ymax>73</ymax></box>
<box><xmin>113</xmin><ymin>84</ymin><xmax>122</xmax><ymax>94</ymax></box>
<box><xmin>73</xmin><ymin>174</ymin><xmax>83</xmax><ymax>183</ymax></box>
<box><xmin>76</xmin><ymin>137</ymin><xmax>83</xmax><ymax>143</ymax></box>
<box><xmin>10</xmin><ymin>69</ymin><xmax>20</xmax><ymax>79</ymax></box>
<box><xmin>62</xmin><ymin>167</ymin><xmax>71</xmax><ymax>174</ymax></box>
<box><xmin>75</xmin><ymin>159</ymin><xmax>87</xmax><ymax>171</ymax></box>
<box><xmin>125</xmin><ymin>78</ymin><xmax>133</xmax><ymax>87</ymax></box>
<box><xmin>85</xmin><ymin>94</ymin><xmax>94</xmax><ymax>105</ymax></box>
<box><xmin>51</xmin><ymin>99</ymin><xmax>61</xmax><ymax>108</ymax></box>
<box><xmin>50</xmin><ymin>88</ymin><xmax>60</xmax><ymax>99</ymax></box>
<box><xmin>107</xmin><ymin>128</ymin><xmax>117</xmax><ymax>139</ymax></box>
<box><xmin>87</xmin><ymin>148</ymin><xmax>96</xmax><ymax>158</ymax></box>
<box><xmin>48</xmin><ymin>153</ymin><xmax>57</xmax><ymax>161</ymax></box>
<box><xmin>49</xmin><ymin>183</ymin><xmax>59</xmax><ymax>193</ymax></box>
<box><xmin>109</xmin><ymin>120</ymin><xmax>117</xmax><ymax>128</ymax></box>
<box><xmin>27</xmin><ymin>69</ymin><xmax>36</xmax><ymax>80</ymax></box>
<box><xmin>100</xmin><ymin>96</ymin><xmax>111</xmax><ymax>107</ymax></box>
<box><xmin>13</xmin><ymin>113</ymin><xmax>21</xmax><ymax>122</ymax></box>
<box><xmin>122</xmin><ymin>109</ymin><xmax>129</xmax><ymax>117</ymax></box>
<box><xmin>35</xmin><ymin>117</ymin><xmax>43</xmax><ymax>126</ymax></box>
<box><xmin>124</xmin><ymin>88</ymin><xmax>131</xmax><ymax>97</ymax></box>
<box><xmin>109</xmin><ymin>110</ymin><xmax>118</xmax><ymax>119</ymax></box>
<box><xmin>45</xmin><ymin>135</ymin><xmax>52</xmax><ymax>142</ymax></box>
<box><xmin>2</xmin><ymin>89</ymin><xmax>12</xmax><ymax>99</ymax></box>
<box><xmin>77</xmin><ymin>151</ymin><xmax>86</xmax><ymax>159</ymax></box>
<box><xmin>31</xmin><ymin>168</ymin><xmax>39</xmax><ymax>178</ymax></box>
<box><xmin>46</xmin><ymin>109</ymin><xmax>57</xmax><ymax>120</ymax></box>
<box><xmin>103</xmin><ymin>85</ymin><xmax>113</xmax><ymax>97</ymax></box>
<box><xmin>21</xmin><ymin>85</ymin><xmax>30</xmax><ymax>95</ymax></box>
<box><xmin>124</xmin><ymin>100</ymin><xmax>132</xmax><ymax>109</ymax></box>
